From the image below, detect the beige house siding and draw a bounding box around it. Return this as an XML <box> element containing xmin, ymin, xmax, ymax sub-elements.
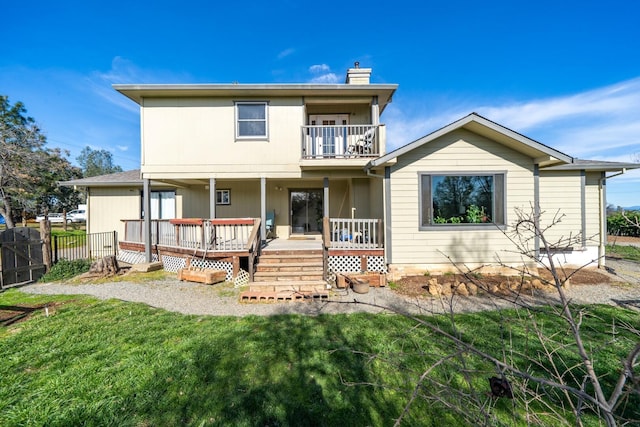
<box><xmin>585</xmin><ymin>172</ymin><xmax>602</xmax><ymax>244</ymax></box>
<box><xmin>141</xmin><ymin>97</ymin><xmax>306</xmax><ymax>177</ymax></box>
<box><xmin>538</xmin><ymin>170</ymin><xmax>602</xmax><ymax>248</ymax></box>
<box><xmin>538</xmin><ymin>171</ymin><xmax>583</xmax><ymax>246</ymax></box>
<box><xmin>388</xmin><ymin>129</ymin><xmax>535</xmax><ymax>270</ymax></box>
<box><xmin>180</xmin><ymin>186</ymin><xmax>209</xmax><ymax>218</ymax></box>
<box><xmin>87</xmin><ymin>187</ymin><xmax>141</xmax><ymax>237</ymax></box>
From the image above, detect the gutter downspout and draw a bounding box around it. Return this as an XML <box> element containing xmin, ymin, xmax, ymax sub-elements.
<box><xmin>598</xmin><ymin>169</ymin><xmax>626</xmax><ymax>268</ymax></box>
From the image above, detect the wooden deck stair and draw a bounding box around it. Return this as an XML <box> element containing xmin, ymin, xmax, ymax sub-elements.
<box><xmin>240</xmin><ymin>249</ymin><xmax>328</xmax><ymax>302</ymax></box>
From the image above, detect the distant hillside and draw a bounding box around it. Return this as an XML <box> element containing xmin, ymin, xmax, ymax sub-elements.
<box><xmin>625</xmin><ymin>206</ymin><xmax>640</xmax><ymax>211</ymax></box>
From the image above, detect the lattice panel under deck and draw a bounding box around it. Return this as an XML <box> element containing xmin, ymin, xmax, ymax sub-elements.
<box><xmin>367</xmin><ymin>256</ymin><xmax>388</xmax><ymax>273</ymax></box>
<box><xmin>328</xmin><ymin>255</ymin><xmax>387</xmax><ymax>274</ymax></box>
<box><xmin>117</xmin><ymin>250</ymin><xmax>159</xmax><ymax>265</ymax></box>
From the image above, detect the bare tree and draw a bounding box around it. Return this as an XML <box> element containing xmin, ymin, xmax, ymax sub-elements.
<box><xmin>337</xmin><ymin>207</ymin><xmax>639</xmax><ymax>426</ymax></box>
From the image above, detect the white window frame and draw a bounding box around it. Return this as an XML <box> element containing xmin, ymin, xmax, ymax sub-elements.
<box><xmin>216</xmin><ymin>189</ymin><xmax>231</xmax><ymax>205</ymax></box>
<box><xmin>235</xmin><ymin>101</ymin><xmax>268</xmax><ymax>140</ymax></box>
<box><xmin>141</xmin><ymin>190</ymin><xmax>176</xmax><ymax>219</ymax></box>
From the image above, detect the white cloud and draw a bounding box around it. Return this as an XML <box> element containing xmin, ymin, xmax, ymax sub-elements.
<box><xmin>385</xmin><ymin>77</ymin><xmax>640</xmax><ymax>206</ymax></box>
<box><xmin>310</xmin><ymin>73</ymin><xmax>340</xmax><ymax>83</ymax></box>
<box><xmin>88</xmin><ymin>57</ymin><xmax>193</xmax><ymax>114</ymax></box>
<box><xmin>277</xmin><ymin>48</ymin><xmax>295</xmax><ymax>59</ymax></box>
<box><xmin>309</xmin><ymin>64</ymin><xmax>330</xmax><ymax>73</ymax></box>
<box><xmin>386</xmin><ymin>76</ymin><xmax>640</xmax><ymax>160</ymax></box>
<box><xmin>307</xmin><ymin>64</ymin><xmax>340</xmax><ymax>83</ymax></box>
<box><xmin>117</xmin><ymin>145</ymin><xmax>129</xmax><ymax>152</ymax></box>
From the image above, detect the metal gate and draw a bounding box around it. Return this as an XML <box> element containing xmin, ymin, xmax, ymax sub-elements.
<box><xmin>0</xmin><ymin>227</ymin><xmax>46</xmax><ymax>289</ymax></box>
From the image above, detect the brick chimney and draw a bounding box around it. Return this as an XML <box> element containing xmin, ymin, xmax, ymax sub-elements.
<box><xmin>345</xmin><ymin>62</ymin><xmax>371</xmax><ymax>84</ymax></box>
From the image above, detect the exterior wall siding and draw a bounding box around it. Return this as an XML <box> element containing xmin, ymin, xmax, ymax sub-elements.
<box><xmin>88</xmin><ymin>187</ymin><xmax>141</xmax><ymax>237</ymax></box>
<box><xmin>388</xmin><ymin>129</ymin><xmax>535</xmax><ymax>272</ymax></box>
<box><xmin>141</xmin><ymin>97</ymin><xmax>305</xmax><ymax>176</ymax></box>
<box><xmin>585</xmin><ymin>172</ymin><xmax>602</xmax><ymax>245</ymax></box>
<box><xmin>538</xmin><ymin>171</ymin><xmax>584</xmax><ymax>247</ymax></box>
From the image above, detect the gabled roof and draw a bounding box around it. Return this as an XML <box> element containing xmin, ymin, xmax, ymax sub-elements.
<box><xmin>366</xmin><ymin>113</ymin><xmax>574</xmax><ymax>170</ymax></box>
<box><xmin>114</xmin><ymin>83</ymin><xmax>398</xmax><ymax>112</ymax></box>
<box><xmin>59</xmin><ymin>170</ymin><xmax>142</xmax><ymax>187</ymax></box>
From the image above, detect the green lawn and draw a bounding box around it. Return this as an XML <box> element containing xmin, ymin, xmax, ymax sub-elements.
<box><xmin>607</xmin><ymin>243</ymin><xmax>640</xmax><ymax>262</ymax></box>
<box><xmin>1</xmin><ymin>290</ymin><xmax>638</xmax><ymax>426</ymax></box>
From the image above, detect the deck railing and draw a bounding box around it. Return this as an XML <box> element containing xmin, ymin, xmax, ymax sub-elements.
<box><xmin>122</xmin><ymin>218</ymin><xmax>258</xmax><ymax>252</ymax></box>
<box><xmin>324</xmin><ymin>218</ymin><xmax>383</xmax><ymax>250</ymax></box>
<box><xmin>301</xmin><ymin>125</ymin><xmax>379</xmax><ymax>159</ymax></box>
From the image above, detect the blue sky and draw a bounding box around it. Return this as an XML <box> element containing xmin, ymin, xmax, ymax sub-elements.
<box><xmin>2</xmin><ymin>0</ymin><xmax>639</xmax><ymax>207</ymax></box>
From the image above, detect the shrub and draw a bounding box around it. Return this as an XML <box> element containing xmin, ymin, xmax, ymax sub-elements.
<box><xmin>40</xmin><ymin>259</ymin><xmax>91</xmax><ymax>282</ymax></box>
<box><xmin>607</xmin><ymin>210</ymin><xmax>640</xmax><ymax>237</ymax></box>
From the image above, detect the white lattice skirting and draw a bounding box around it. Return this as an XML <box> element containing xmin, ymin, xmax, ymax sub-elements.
<box><xmin>328</xmin><ymin>255</ymin><xmax>387</xmax><ymax>274</ymax></box>
<box><xmin>118</xmin><ymin>250</ymin><xmax>249</xmax><ymax>287</ymax></box>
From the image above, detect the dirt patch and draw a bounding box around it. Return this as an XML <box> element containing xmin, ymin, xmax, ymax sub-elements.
<box><xmin>608</xmin><ymin>235</ymin><xmax>640</xmax><ymax>246</ymax></box>
<box><xmin>393</xmin><ymin>268</ymin><xmax>615</xmax><ymax>299</ymax></box>
<box><xmin>0</xmin><ymin>302</ymin><xmax>64</xmax><ymax>326</ymax></box>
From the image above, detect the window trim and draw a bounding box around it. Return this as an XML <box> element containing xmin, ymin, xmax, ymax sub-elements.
<box><xmin>140</xmin><ymin>190</ymin><xmax>176</xmax><ymax>219</ymax></box>
<box><xmin>216</xmin><ymin>189</ymin><xmax>231</xmax><ymax>205</ymax></box>
<box><xmin>235</xmin><ymin>101</ymin><xmax>269</xmax><ymax>140</ymax></box>
<box><xmin>418</xmin><ymin>171</ymin><xmax>507</xmax><ymax>230</ymax></box>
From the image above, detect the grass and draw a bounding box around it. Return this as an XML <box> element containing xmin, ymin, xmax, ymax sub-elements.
<box><xmin>1</xmin><ymin>290</ymin><xmax>638</xmax><ymax>426</ymax></box>
<box><xmin>607</xmin><ymin>244</ymin><xmax>640</xmax><ymax>262</ymax></box>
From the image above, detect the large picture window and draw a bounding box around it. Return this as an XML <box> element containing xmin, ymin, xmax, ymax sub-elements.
<box><xmin>420</xmin><ymin>173</ymin><xmax>505</xmax><ymax>227</ymax></box>
<box><xmin>235</xmin><ymin>102</ymin><xmax>268</xmax><ymax>139</ymax></box>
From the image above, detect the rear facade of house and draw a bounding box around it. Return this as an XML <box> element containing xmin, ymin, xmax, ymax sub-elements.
<box><xmin>64</xmin><ymin>66</ymin><xmax>639</xmax><ymax>283</ymax></box>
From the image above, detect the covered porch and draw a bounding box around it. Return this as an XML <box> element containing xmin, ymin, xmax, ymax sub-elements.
<box><xmin>119</xmin><ymin>217</ymin><xmax>386</xmax><ymax>284</ymax></box>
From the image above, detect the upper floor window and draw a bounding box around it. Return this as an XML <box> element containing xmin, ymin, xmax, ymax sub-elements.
<box><xmin>419</xmin><ymin>173</ymin><xmax>505</xmax><ymax>228</ymax></box>
<box><xmin>236</xmin><ymin>102</ymin><xmax>268</xmax><ymax>139</ymax></box>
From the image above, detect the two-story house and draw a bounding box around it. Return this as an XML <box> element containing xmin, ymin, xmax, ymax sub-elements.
<box><xmin>63</xmin><ymin>65</ymin><xmax>639</xmax><ymax>291</ymax></box>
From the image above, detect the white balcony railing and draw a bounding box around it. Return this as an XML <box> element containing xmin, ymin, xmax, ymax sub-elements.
<box><xmin>301</xmin><ymin>125</ymin><xmax>379</xmax><ymax>159</ymax></box>
<box><xmin>325</xmin><ymin>218</ymin><xmax>383</xmax><ymax>250</ymax></box>
<box><xmin>122</xmin><ymin>218</ymin><xmax>258</xmax><ymax>252</ymax></box>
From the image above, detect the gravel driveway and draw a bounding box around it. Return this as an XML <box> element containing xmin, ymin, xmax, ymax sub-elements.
<box><xmin>21</xmin><ymin>258</ymin><xmax>640</xmax><ymax>317</ymax></box>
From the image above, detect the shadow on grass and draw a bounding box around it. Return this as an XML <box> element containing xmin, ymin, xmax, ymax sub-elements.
<box><xmin>129</xmin><ymin>315</ymin><xmax>409</xmax><ymax>426</ymax></box>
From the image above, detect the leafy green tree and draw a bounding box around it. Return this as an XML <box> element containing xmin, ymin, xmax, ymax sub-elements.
<box><xmin>76</xmin><ymin>146</ymin><xmax>123</xmax><ymax>177</ymax></box>
<box><xmin>0</xmin><ymin>96</ymin><xmax>82</xmax><ymax>227</ymax></box>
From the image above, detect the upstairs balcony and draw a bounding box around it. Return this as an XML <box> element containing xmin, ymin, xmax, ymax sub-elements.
<box><xmin>301</xmin><ymin>125</ymin><xmax>383</xmax><ymax>164</ymax></box>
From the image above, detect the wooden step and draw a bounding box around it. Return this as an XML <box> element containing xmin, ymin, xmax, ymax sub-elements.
<box><xmin>253</xmin><ymin>271</ymin><xmax>324</xmax><ymax>282</ymax></box>
<box><xmin>261</xmin><ymin>249</ymin><xmax>323</xmax><ymax>256</ymax></box>
<box><xmin>258</xmin><ymin>254</ymin><xmax>323</xmax><ymax>264</ymax></box>
<box><xmin>256</xmin><ymin>262</ymin><xmax>323</xmax><ymax>273</ymax></box>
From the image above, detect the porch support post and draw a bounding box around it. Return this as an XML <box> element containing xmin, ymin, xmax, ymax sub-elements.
<box><xmin>371</xmin><ymin>96</ymin><xmax>379</xmax><ymax>125</ymax></box>
<box><xmin>143</xmin><ymin>178</ymin><xmax>152</xmax><ymax>263</ymax></box>
<box><xmin>209</xmin><ymin>178</ymin><xmax>216</xmax><ymax>219</ymax></box>
<box><xmin>323</xmin><ymin>177</ymin><xmax>329</xmax><ymax>218</ymax></box>
<box><xmin>261</xmin><ymin>177</ymin><xmax>266</xmax><ymax>243</ymax></box>
<box><xmin>533</xmin><ymin>164</ymin><xmax>540</xmax><ymax>258</ymax></box>
<box><xmin>384</xmin><ymin>166</ymin><xmax>392</xmax><ymax>263</ymax></box>
<box><xmin>580</xmin><ymin>169</ymin><xmax>586</xmax><ymax>248</ymax></box>
<box><xmin>598</xmin><ymin>172</ymin><xmax>607</xmax><ymax>268</ymax></box>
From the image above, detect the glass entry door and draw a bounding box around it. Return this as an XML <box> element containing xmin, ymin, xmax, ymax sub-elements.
<box><xmin>290</xmin><ymin>190</ymin><xmax>323</xmax><ymax>234</ymax></box>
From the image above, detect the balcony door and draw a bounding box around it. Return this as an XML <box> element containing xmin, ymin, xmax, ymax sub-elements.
<box><xmin>309</xmin><ymin>114</ymin><xmax>348</xmax><ymax>157</ymax></box>
<box><xmin>290</xmin><ymin>189</ymin><xmax>323</xmax><ymax>234</ymax></box>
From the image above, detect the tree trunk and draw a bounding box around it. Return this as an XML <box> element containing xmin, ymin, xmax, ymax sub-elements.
<box><xmin>89</xmin><ymin>255</ymin><xmax>119</xmax><ymax>276</ymax></box>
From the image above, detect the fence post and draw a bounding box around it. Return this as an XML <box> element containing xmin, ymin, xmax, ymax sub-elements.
<box><xmin>40</xmin><ymin>220</ymin><xmax>52</xmax><ymax>271</ymax></box>
<box><xmin>53</xmin><ymin>235</ymin><xmax>58</xmax><ymax>264</ymax></box>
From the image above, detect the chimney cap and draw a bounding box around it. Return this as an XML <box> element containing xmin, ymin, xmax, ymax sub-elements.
<box><xmin>354</xmin><ymin>61</ymin><xmax>360</xmax><ymax>68</ymax></box>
